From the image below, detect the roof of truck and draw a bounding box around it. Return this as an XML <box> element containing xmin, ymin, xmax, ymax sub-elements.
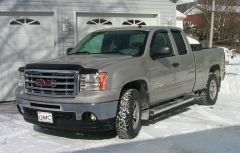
<box><xmin>94</xmin><ymin>26</ymin><xmax>182</xmax><ymax>32</ymax></box>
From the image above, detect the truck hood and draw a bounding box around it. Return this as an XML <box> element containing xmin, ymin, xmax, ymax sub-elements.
<box><xmin>30</xmin><ymin>54</ymin><xmax>133</xmax><ymax>69</ymax></box>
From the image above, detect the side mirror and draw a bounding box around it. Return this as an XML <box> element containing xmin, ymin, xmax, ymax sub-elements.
<box><xmin>151</xmin><ymin>46</ymin><xmax>171</xmax><ymax>59</ymax></box>
<box><xmin>66</xmin><ymin>47</ymin><xmax>73</xmax><ymax>55</ymax></box>
<box><xmin>159</xmin><ymin>47</ymin><xmax>171</xmax><ymax>54</ymax></box>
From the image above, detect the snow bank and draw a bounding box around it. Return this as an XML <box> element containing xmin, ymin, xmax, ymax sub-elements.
<box><xmin>229</xmin><ymin>54</ymin><xmax>240</xmax><ymax>64</ymax></box>
<box><xmin>221</xmin><ymin>75</ymin><xmax>240</xmax><ymax>94</ymax></box>
<box><xmin>226</xmin><ymin>54</ymin><xmax>240</xmax><ymax>75</ymax></box>
<box><xmin>223</xmin><ymin>55</ymin><xmax>240</xmax><ymax>94</ymax></box>
<box><xmin>226</xmin><ymin>64</ymin><xmax>240</xmax><ymax>75</ymax></box>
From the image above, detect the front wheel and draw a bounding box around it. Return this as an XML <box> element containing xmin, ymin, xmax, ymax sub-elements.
<box><xmin>199</xmin><ymin>74</ymin><xmax>219</xmax><ymax>105</ymax></box>
<box><xmin>116</xmin><ymin>89</ymin><xmax>141</xmax><ymax>139</ymax></box>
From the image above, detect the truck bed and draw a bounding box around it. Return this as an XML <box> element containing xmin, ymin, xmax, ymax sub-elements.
<box><xmin>193</xmin><ymin>48</ymin><xmax>225</xmax><ymax>91</ymax></box>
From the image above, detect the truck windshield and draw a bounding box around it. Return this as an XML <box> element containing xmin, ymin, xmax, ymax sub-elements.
<box><xmin>70</xmin><ymin>30</ymin><xmax>149</xmax><ymax>56</ymax></box>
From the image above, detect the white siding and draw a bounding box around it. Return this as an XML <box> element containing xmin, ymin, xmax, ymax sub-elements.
<box><xmin>0</xmin><ymin>0</ymin><xmax>176</xmax><ymax>55</ymax></box>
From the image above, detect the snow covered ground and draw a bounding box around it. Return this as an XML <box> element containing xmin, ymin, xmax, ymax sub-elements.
<box><xmin>0</xmin><ymin>56</ymin><xmax>240</xmax><ymax>153</ymax></box>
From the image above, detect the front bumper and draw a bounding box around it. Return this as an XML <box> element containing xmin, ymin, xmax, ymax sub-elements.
<box><xmin>16</xmin><ymin>98</ymin><xmax>118</xmax><ymax>131</ymax></box>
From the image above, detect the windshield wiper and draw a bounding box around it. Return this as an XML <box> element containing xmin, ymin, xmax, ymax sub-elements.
<box><xmin>70</xmin><ymin>51</ymin><xmax>90</xmax><ymax>55</ymax></box>
<box><xmin>70</xmin><ymin>51</ymin><xmax>131</xmax><ymax>56</ymax></box>
<box><xmin>70</xmin><ymin>51</ymin><xmax>103</xmax><ymax>55</ymax></box>
<box><xmin>102</xmin><ymin>52</ymin><xmax>129</xmax><ymax>56</ymax></box>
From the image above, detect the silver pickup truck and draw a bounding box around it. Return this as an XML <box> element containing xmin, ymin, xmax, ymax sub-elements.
<box><xmin>16</xmin><ymin>26</ymin><xmax>225</xmax><ymax>139</ymax></box>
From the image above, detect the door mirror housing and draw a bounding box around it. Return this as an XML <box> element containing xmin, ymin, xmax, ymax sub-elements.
<box><xmin>66</xmin><ymin>47</ymin><xmax>73</xmax><ymax>55</ymax></box>
<box><xmin>151</xmin><ymin>46</ymin><xmax>171</xmax><ymax>59</ymax></box>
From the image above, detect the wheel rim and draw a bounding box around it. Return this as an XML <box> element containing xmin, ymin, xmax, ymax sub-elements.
<box><xmin>132</xmin><ymin>100</ymin><xmax>140</xmax><ymax>130</ymax></box>
<box><xmin>209</xmin><ymin>80</ymin><xmax>217</xmax><ymax>100</ymax></box>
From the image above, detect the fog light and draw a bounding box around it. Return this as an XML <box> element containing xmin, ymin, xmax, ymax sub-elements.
<box><xmin>90</xmin><ymin>114</ymin><xmax>97</xmax><ymax>121</ymax></box>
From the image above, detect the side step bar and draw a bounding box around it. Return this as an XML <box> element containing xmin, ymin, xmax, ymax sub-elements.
<box><xmin>149</xmin><ymin>97</ymin><xmax>195</xmax><ymax>116</ymax></box>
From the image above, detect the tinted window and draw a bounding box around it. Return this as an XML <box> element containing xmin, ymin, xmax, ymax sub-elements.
<box><xmin>80</xmin><ymin>34</ymin><xmax>104</xmax><ymax>53</ymax></box>
<box><xmin>150</xmin><ymin>31</ymin><xmax>174</xmax><ymax>58</ymax></box>
<box><xmin>71</xmin><ymin>30</ymin><xmax>149</xmax><ymax>56</ymax></box>
<box><xmin>171</xmin><ymin>31</ymin><xmax>187</xmax><ymax>55</ymax></box>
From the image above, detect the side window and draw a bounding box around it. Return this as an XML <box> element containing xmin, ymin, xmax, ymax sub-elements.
<box><xmin>171</xmin><ymin>31</ymin><xmax>187</xmax><ymax>55</ymax></box>
<box><xmin>150</xmin><ymin>31</ymin><xmax>174</xmax><ymax>58</ymax></box>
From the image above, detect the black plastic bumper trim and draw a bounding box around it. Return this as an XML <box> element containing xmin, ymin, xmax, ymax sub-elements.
<box><xmin>21</xmin><ymin>107</ymin><xmax>115</xmax><ymax>132</ymax></box>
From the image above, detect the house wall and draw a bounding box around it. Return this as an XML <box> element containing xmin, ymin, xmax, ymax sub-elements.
<box><xmin>176</xmin><ymin>10</ymin><xmax>186</xmax><ymax>29</ymax></box>
<box><xmin>176</xmin><ymin>19</ymin><xmax>184</xmax><ymax>29</ymax></box>
<box><xmin>184</xmin><ymin>14</ymin><xmax>208</xmax><ymax>30</ymax></box>
<box><xmin>0</xmin><ymin>0</ymin><xmax>177</xmax><ymax>55</ymax></box>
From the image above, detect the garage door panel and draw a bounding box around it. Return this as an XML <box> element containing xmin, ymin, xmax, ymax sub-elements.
<box><xmin>0</xmin><ymin>14</ymin><xmax>56</xmax><ymax>101</ymax></box>
<box><xmin>24</xmin><ymin>50</ymin><xmax>48</xmax><ymax>62</ymax></box>
<box><xmin>1</xmin><ymin>36</ymin><xmax>52</xmax><ymax>51</ymax></box>
<box><xmin>0</xmin><ymin>52</ymin><xmax>25</xmax><ymax>68</ymax></box>
<box><xmin>0</xmin><ymin>68</ymin><xmax>19</xmax><ymax>101</ymax></box>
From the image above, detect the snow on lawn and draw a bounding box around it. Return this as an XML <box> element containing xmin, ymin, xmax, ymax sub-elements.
<box><xmin>226</xmin><ymin>54</ymin><xmax>240</xmax><ymax>75</ymax></box>
<box><xmin>1</xmin><ymin>63</ymin><xmax>240</xmax><ymax>153</ymax></box>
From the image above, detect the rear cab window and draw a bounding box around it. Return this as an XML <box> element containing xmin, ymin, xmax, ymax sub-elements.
<box><xmin>171</xmin><ymin>30</ymin><xmax>188</xmax><ymax>55</ymax></box>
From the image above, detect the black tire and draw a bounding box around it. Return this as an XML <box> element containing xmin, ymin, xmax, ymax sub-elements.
<box><xmin>116</xmin><ymin>89</ymin><xmax>141</xmax><ymax>139</ymax></box>
<box><xmin>199</xmin><ymin>74</ymin><xmax>219</xmax><ymax>105</ymax></box>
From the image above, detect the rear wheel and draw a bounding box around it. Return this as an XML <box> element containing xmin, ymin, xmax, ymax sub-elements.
<box><xmin>116</xmin><ymin>89</ymin><xmax>141</xmax><ymax>139</ymax></box>
<box><xmin>199</xmin><ymin>74</ymin><xmax>219</xmax><ymax>105</ymax></box>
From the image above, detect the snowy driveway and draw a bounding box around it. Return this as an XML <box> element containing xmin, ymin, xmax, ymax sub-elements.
<box><xmin>1</xmin><ymin>74</ymin><xmax>240</xmax><ymax>153</ymax></box>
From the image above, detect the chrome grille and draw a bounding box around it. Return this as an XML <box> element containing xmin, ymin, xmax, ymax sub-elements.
<box><xmin>24</xmin><ymin>69</ymin><xmax>79</xmax><ymax>97</ymax></box>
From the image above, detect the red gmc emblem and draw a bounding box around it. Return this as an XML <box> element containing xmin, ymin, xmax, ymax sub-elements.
<box><xmin>35</xmin><ymin>79</ymin><xmax>55</xmax><ymax>87</ymax></box>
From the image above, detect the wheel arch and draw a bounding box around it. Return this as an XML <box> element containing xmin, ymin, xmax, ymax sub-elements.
<box><xmin>120</xmin><ymin>80</ymin><xmax>150</xmax><ymax>109</ymax></box>
<box><xmin>209</xmin><ymin>64</ymin><xmax>221</xmax><ymax>86</ymax></box>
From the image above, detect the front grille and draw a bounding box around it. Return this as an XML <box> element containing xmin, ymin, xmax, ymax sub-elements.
<box><xmin>24</xmin><ymin>69</ymin><xmax>79</xmax><ymax>97</ymax></box>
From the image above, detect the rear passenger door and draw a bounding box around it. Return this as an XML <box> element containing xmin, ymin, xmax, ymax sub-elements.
<box><xmin>170</xmin><ymin>30</ymin><xmax>195</xmax><ymax>94</ymax></box>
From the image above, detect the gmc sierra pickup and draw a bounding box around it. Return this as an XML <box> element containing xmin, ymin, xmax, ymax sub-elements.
<box><xmin>16</xmin><ymin>26</ymin><xmax>225</xmax><ymax>139</ymax></box>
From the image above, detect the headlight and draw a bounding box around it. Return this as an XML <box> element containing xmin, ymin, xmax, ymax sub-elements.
<box><xmin>80</xmin><ymin>73</ymin><xmax>108</xmax><ymax>91</ymax></box>
<box><xmin>18</xmin><ymin>67</ymin><xmax>25</xmax><ymax>87</ymax></box>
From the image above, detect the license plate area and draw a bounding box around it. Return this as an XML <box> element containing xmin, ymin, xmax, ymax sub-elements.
<box><xmin>37</xmin><ymin>111</ymin><xmax>53</xmax><ymax>123</ymax></box>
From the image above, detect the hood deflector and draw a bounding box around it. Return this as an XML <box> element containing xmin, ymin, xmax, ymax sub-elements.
<box><xmin>25</xmin><ymin>63</ymin><xmax>98</xmax><ymax>74</ymax></box>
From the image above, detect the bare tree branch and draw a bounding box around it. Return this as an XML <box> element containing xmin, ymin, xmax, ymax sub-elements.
<box><xmin>195</xmin><ymin>0</ymin><xmax>238</xmax><ymax>45</ymax></box>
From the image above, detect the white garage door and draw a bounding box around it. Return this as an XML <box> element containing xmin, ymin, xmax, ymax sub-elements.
<box><xmin>0</xmin><ymin>13</ymin><xmax>56</xmax><ymax>101</ymax></box>
<box><xmin>77</xmin><ymin>13</ymin><xmax>158</xmax><ymax>41</ymax></box>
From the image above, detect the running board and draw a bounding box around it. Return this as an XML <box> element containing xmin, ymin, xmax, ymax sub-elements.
<box><xmin>150</xmin><ymin>97</ymin><xmax>195</xmax><ymax>116</ymax></box>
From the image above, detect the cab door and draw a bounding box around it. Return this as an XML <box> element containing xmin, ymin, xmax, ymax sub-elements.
<box><xmin>170</xmin><ymin>30</ymin><xmax>195</xmax><ymax>94</ymax></box>
<box><xmin>148</xmin><ymin>30</ymin><xmax>181</xmax><ymax>105</ymax></box>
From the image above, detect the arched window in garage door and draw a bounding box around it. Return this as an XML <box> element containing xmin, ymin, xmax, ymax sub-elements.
<box><xmin>10</xmin><ymin>18</ymin><xmax>40</xmax><ymax>25</ymax></box>
<box><xmin>86</xmin><ymin>19</ymin><xmax>112</xmax><ymax>25</ymax></box>
<box><xmin>122</xmin><ymin>19</ymin><xmax>146</xmax><ymax>26</ymax></box>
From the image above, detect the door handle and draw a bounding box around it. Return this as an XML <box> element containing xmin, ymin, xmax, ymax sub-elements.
<box><xmin>172</xmin><ymin>63</ymin><xmax>180</xmax><ymax>67</ymax></box>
